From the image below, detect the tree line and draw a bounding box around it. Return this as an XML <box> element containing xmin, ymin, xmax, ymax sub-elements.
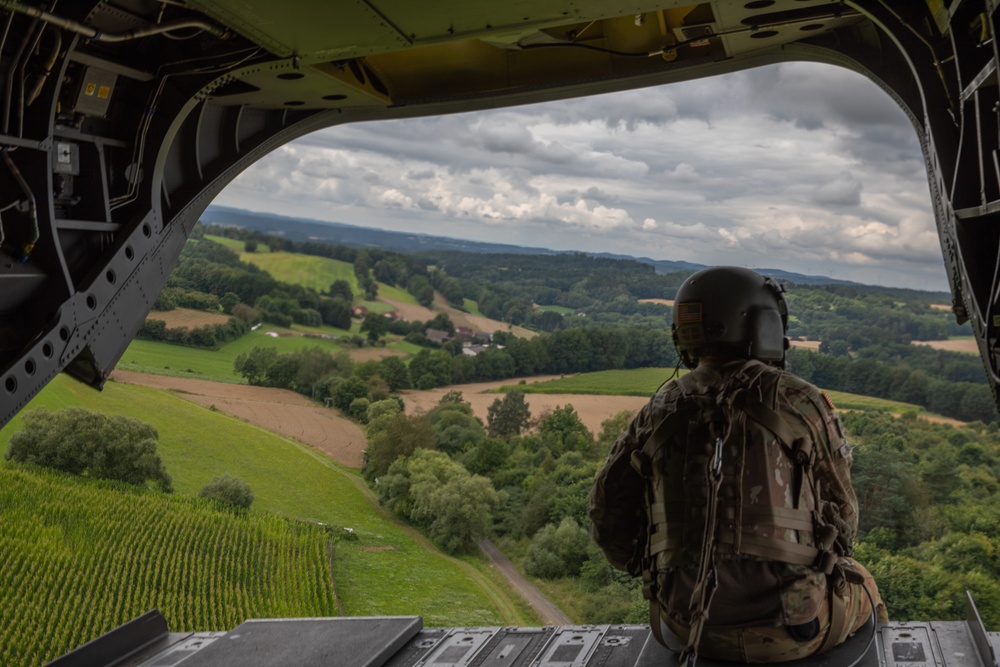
<box><xmin>787</xmin><ymin>346</ymin><xmax>995</xmax><ymax>423</ymax></box>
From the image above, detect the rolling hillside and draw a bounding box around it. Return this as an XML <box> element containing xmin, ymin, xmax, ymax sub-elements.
<box><xmin>0</xmin><ymin>375</ymin><xmax>531</xmax><ymax>664</ymax></box>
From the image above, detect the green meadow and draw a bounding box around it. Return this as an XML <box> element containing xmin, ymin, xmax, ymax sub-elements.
<box><xmin>501</xmin><ymin>368</ymin><xmax>940</xmax><ymax>417</ymax></box>
<box><xmin>502</xmin><ymin>368</ymin><xmax>677</xmax><ymax>396</ymax></box>
<box><xmin>0</xmin><ymin>375</ymin><xmax>525</xmax><ymax>628</ymax></box>
<box><xmin>534</xmin><ymin>304</ymin><xmax>576</xmax><ymax>315</ymax></box>
<box><xmin>207</xmin><ymin>235</ymin><xmax>419</xmax><ymax>308</ymax></box>
<box><xmin>463</xmin><ymin>299</ymin><xmax>485</xmax><ymax>316</ymax></box>
<box><xmin>118</xmin><ymin>327</ymin><xmax>351</xmax><ymax>382</ymax></box>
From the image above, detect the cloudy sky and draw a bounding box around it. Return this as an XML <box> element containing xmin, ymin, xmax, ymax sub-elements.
<box><xmin>213</xmin><ymin>61</ymin><xmax>947</xmax><ymax>291</ymax></box>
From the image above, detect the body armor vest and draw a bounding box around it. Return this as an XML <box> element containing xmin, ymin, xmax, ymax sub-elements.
<box><xmin>632</xmin><ymin>360</ymin><xmax>838</xmax><ymax>633</ymax></box>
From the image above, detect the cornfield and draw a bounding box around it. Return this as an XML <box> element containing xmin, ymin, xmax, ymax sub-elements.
<box><xmin>0</xmin><ymin>464</ymin><xmax>338</xmax><ymax>666</ymax></box>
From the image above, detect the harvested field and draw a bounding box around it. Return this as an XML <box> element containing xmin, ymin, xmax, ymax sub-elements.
<box><xmin>147</xmin><ymin>308</ymin><xmax>231</xmax><ymax>329</ymax></box>
<box><xmin>111</xmin><ymin>370</ymin><xmax>367</xmax><ymax>467</ymax></box>
<box><xmin>401</xmin><ymin>376</ymin><xmax>647</xmax><ymax>434</ymax></box>
<box><xmin>789</xmin><ymin>339</ymin><xmax>822</xmax><ymax>351</ymax></box>
<box><xmin>912</xmin><ymin>338</ymin><xmax>978</xmax><ymax>354</ymax></box>
<box><xmin>639</xmin><ymin>298</ymin><xmax>674</xmax><ymax>306</ymax></box>
<box><xmin>930</xmin><ymin>304</ymin><xmax>952</xmax><ymax>311</ymax></box>
<box><xmin>376</xmin><ymin>295</ymin><xmax>537</xmax><ymax>339</ymax></box>
<box><xmin>376</xmin><ymin>297</ymin><xmax>435</xmax><ymax>323</ymax></box>
<box><xmin>347</xmin><ymin>347</ymin><xmax>408</xmax><ymax>362</ymax></box>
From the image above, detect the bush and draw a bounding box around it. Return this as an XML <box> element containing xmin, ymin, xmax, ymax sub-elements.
<box><xmin>6</xmin><ymin>407</ymin><xmax>172</xmax><ymax>492</ymax></box>
<box><xmin>199</xmin><ymin>474</ymin><xmax>254</xmax><ymax>509</ymax></box>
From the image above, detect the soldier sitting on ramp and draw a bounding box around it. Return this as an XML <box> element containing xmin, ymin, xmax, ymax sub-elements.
<box><xmin>589</xmin><ymin>266</ymin><xmax>888</xmax><ymax>664</ymax></box>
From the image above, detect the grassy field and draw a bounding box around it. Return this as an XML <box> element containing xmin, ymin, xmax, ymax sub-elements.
<box><xmin>0</xmin><ymin>376</ymin><xmax>525</xmax><ymax>640</ymax></box>
<box><xmin>463</xmin><ymin>299</ymin><xmax>485</xmax><ymax>317</ymax></box>
<box><xmin>207</xmin><ymin>236</ymin><xmax>419</xmax><ymax>308</ymax></box>
<box><xmin>499</xmin><ymin>368</ymin><xmax>677</xmax><ymax>396</ymax></box>
<box><xmin>0</xmin><ymin>464</ymin><xmax>336</xmax><ymax>667</ymax></box>
<box><xmin>498</xmin><ymin>368</ymin><xmax>937</xmax><ymax>416</ymax></box>
<box><xmin>534</xmin><ymin>305</ymin><xmax>576</xmax><ymax>315</ymax></box>
<box><xmin>118</xmin><ymin>328</ymin><xmax>351</xmax><ymax>382</ymax></box>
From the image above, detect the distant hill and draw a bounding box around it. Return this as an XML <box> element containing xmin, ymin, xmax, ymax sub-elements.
<box><xmin>201</xmin><ymin>206</ymin><xmax>873</xmax><ymax>289</ymax></box>
<box><xmin>202</xmin><ymin>206</ymin><xmax>558</xmax><ymax>256</ymax></box>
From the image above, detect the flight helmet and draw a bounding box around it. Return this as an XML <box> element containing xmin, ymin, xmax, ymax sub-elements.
<box><xmin>672</xmin><ymin>266</ymin><xmax>788</xmax><ymax>368</ymax></box>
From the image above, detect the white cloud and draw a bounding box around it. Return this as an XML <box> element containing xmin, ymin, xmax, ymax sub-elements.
<box><xmin>215</xmin><ymin>61</ymin><xmax>946</xmax><ymax>290</ymax></box>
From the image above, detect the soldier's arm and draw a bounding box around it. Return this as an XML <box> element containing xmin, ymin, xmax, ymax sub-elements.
<box><xmin>807</xmin><ymin>389</ymin><xmax>859</xmax><ymax>544</ymax></box>
<box><xmin>589</xmin><ymin>405</ymin><xmax>651</xmax><ymax>572</ymax></box>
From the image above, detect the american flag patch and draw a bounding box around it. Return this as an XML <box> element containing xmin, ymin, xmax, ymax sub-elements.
<box><xmin>676</xmin><ymin>302</ymin><xmax>702</xmax><ymax>323</ymax></box>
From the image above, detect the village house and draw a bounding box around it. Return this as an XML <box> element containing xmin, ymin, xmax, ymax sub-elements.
<box><xmin>424</xmin><ymin>328</ymin><xmax>451</xmax><ymax>344</ymax></box>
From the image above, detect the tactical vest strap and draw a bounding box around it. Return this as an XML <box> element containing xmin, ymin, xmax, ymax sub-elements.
<box><xmin>741</xmin><ymin>505</ymin><xmax>815</xmax><ymax>532</ymax></box>
<box><xmin>740</xmin><ymin>393</ymin><xmax>798</xmax><ymax>447</ymax></box>
<box><xmin>818</xmin><ymin>570</ymin><xmax>849</xmax><ymax>654</ymax></box>
<box><xmin>716</xmin><ymin>529</ymin><xmax>820</xmax><ymax>565</ymax></box>
<box><xmin>650</xmin><ymin>530</ymin><xmax>681</xmax><ymax>556</ymax></box>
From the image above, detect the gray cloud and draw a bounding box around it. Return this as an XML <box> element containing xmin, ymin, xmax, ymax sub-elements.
<box><xmin>811</xmin><ymin>172</ymin><xmax>862</xmax><ymax>207</ymax></box>
<box><xmin>215</xmin><ymin>61</ymin><xmax>947</xmax><ymax>290</ymax></box>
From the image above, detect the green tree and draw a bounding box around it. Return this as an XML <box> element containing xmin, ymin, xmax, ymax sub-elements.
<box><xmin>406</xmin><ymin>450</ymin><xmax>501</xmax><ymax>553</ymax></box>
<box><xmin>487</xmin><ymin>390</ymin><xmax>532</xmax><ymax>439</ymax></box>
<box><xmin>7</xmin><ymin>408</ymin><xmax>172</xmax><ymax>492</ymax></box>
<box><xmin>364</xmin><ymin>413</ymin><xmax>435</xmax><ymax>480</ymax></box>
<box><xmin>379</xmin><ymin>356</ymin><xmax>411</xmax><ymax>391</ymax></box>
<box><xmin>200</xmin><ymin>474</ymin><xmax>254</xmax><ymax>509</ymax></box>
<box><xmin>523</xmin><ymin>518</ymin><xmax>592</xmax><ymax>578</ymax></box>
<box><xmin>409</xmin><ymin>349</ymin><xmax>452</xmax><ymax>389</ymax></box>
<box><xmin>233</xmin><ymin>346</ymin><xmax>278</xmax><ymax>385</ymax></box>
<box><xmin>329</xmin><ymin>279</ymin><xmax>354</xmax><ymax>302</ymax></box>
<box><xmin>361</xmin><ymin>312</ymin><xmax>390</xmax><ymax>343</ymax></box>
<box><xmin>407</xmin><ymin>275</ymin><xmax>435</xmax><ymax>307</ymax></box>
<box><xmin>332</xmin><ymin>376</ymin><xmax>368</xmax><ymax>413</ymax></box>
<box><xmin>597</xmin><ymin>410</ymin><xmax>634</xmax><ymax>450</ymax></box>
<box><xmin>220</xmin><ymin>292</ymin><xmax>240</xmax><ymax>314</ymax></box>
<box><xmin>539</xmin><ymin>405</ymin><xmax>593</xmax><ymax>457</ymax></box>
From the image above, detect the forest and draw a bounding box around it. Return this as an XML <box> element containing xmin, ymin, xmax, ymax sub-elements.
<box><xmin>356</xmin><ymin>389</ymin><xmax>1000</xmax><ymax>628</ymax></box>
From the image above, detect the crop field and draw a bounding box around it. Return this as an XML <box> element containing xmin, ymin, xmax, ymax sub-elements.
<box><xmin>0</xmin><ymin>464</ymin><xmax>336</xmax><ymax>667</ymax></box>
<box><xmin>0</xmin><ymin>376</ymin><xmax>519</xmax><ymax>647</ymax></box>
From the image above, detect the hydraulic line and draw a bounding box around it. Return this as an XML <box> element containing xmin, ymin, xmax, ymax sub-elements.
<box><xmin>2</xmin><ymin>149</ymin><xmax>38</xmax><ymax>262</ymax></box>
<box><xmin>26</xmin><ymin>26</ymin><xmax>60</xmax><ymax>106</ymax></box>
<box><xmin>0</xmin><ymin>0</ymin><xmax>228</xmax><ymax>41</ymax></box>
<box><xmin>1</xmin><ymin>15</ymin><xmax>36</xmax><ymax>135</ymax></box>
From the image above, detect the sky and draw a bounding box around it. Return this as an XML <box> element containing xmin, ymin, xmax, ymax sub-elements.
<box><xmin>213</xmin><ymin>61</ymin><xmax>948</xmax><ymax>292</ymax></box>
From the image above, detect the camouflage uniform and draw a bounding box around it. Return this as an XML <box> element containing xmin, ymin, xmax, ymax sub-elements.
<box><xmin>589</xmin><ymin>357</ymin><xmax>887</xmax><ymax>662</ymax></box>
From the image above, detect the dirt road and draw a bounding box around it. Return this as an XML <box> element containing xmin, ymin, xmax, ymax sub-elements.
<box><xmin>479</xmin><ymin>539</ymin><xmax>571</xmax><ymax>625</ymax></box>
